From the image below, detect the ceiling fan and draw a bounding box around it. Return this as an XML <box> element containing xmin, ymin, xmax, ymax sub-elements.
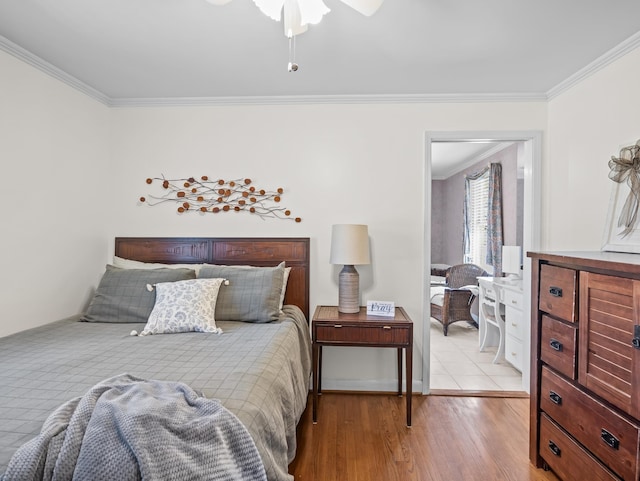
<box><xmin>205</xmin><ymin>0</ymin><xmax>385</xmax><ymax>37</ymax></box>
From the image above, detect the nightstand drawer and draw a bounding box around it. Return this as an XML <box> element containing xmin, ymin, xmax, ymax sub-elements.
<box><xmin>315</xmin><ymin>324</ymin><xmax>410</xmax><ymax>346</ymax></box>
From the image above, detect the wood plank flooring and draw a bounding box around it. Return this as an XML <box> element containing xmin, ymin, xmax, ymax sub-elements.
<box><xmin>289</xmin><ymin>393</ymin><xmax>559</xmax><ymax>481</ymax></box>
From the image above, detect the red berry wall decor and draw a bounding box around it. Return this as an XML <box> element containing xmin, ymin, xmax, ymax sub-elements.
<box><xmin>139</xmin><ymin>176</ymin><xmax>302</xmax><ymax>222</ymax></box>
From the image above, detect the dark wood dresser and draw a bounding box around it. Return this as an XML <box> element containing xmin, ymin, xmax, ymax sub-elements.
<box><xmin>529</xmin><ymin>251</ymin><xmax>640</xmax><ymax>481</ymax></box>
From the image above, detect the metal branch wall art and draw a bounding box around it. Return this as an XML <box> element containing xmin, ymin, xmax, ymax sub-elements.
<box><xmin>139</xmin><ymin>176</ymin><xmax>302</xmax><ymax>222</ymax></box>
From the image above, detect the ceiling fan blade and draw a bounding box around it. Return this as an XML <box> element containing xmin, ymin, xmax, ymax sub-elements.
<box><xmin>252</xmin><ymin>0</ymin><xmax>286</xmax><ymax>21</ymax></box>
<box><xmin>283</xmin><ymin>0</ymin><xmax>308</xmax><ymax>37</ymax></box>
<box><xmin>296</xmin><ymin>0</ymin><xmax>330</xmax><ymax>25</ymax></box>
<box><xmin>339</xmin><ymin>0</ymin><xmax>383</xmax><ymax>16</ymax></box>
<box><xmin>204</xmin><ymin>0</ymin><xmax>234</xmax><ymax>5</ymax></box>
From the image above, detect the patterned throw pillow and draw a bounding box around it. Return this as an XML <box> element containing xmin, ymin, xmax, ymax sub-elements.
<box><xmin>140</xmin><ymin>278</ymin><xmax>226</xmax><ymax>335</ymax></box>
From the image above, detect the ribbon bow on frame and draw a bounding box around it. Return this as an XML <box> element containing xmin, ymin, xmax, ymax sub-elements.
<box><xmin>608</xmin><ymin>139</ymin><xmax>640</xmax><ymax>237</ymax></box>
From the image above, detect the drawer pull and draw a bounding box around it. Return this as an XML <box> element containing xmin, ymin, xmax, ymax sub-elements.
<box><xmin>549</xmin><ymin>286</ymin><xmax>563</xmax><ymax>297</ymax></box>
<box><xmin>549</xmin><ymin>338</ymin><xmax>563</xmax><ymax>352</ymax></box>
<box><xmin>383</xmin><ymin>326</ymin><xmax>392</xmax><ymax>330</ymax></box>
<box><xmin>333</xmin><ymin>324</ymin><xmax>343</xmax><ymax>328</ymax></box>
<box><xmin>601</xmin><ymin>429</ymin><xmax>620</xmax><ymax>450</ymax></box>
<box><xmin>633</xmin><ymin>325</ymin><xmax>640</xmax><ymax>349</ymax></box>
<box><xmin>548</xmin><ymin>440</ymin><xmax>561</xmax><ymax>457</ymax></box>
<box><xmin>549</xmin><ymin>391</ymin><xmax>562</xmax><ymax>405</ymax></box>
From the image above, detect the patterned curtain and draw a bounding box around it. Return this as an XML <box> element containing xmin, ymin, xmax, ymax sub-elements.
<box><xmin>486</xmin><ymin>163</ymin><xmax>503</xmax><ymax>274</ymax></box>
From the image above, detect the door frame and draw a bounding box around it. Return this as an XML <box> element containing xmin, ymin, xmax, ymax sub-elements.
<box><xmin>423</xmin><ymin>130</ymin><xmax>542</xmax><ymax>394</ymax></box>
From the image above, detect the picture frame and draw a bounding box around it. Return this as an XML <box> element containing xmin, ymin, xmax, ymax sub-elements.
<box><xmin>602</xmin><ymin>140</ymin><xmax>640</xmax><ymax>253</ymax></box>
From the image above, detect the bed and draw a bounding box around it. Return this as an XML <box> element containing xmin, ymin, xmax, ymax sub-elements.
<box><xmin>0</xmin><ymin>237</ymin><xmax>311</xmax><ymax>481</ymax></box>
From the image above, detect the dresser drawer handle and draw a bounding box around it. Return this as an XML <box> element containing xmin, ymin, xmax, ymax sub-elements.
<box><xmin>549</xmin><ymin>391</ymin><xmax>562</xmax><ymax>405</ymax></box>
<box><xmin>333</xmin><ymin>324</ymin><xmax>342</xmax><ymax>328</ymax></box>
<box><xmin>548</xmin><ymin>440</ymin><xmax>561</xmax><ymax>457</ymax></box>
<box><xmin>382</xmin><ymin>326</ymin><xmax>392</xmax><ymax>330</ymax></box>
<box><xmin>633</xmin><ymin>325</ymin><xmax>640</xmax><ymax>349</ymax></box>
<box><xmin>601</xmin><ymin>429</ymin><xmax>620</xmax><ymax>450</ymax></box>
<box><xmin>549</xmin><ymin>339</ymin><xmax>563</xmax><ymax>352</ymax></box>
<box><xmin>549</xmin><ymin>286</ymin><xmax>563</xmax><ymax>297</ymax></box>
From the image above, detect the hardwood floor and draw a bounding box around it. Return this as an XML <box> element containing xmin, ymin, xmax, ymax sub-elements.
<box><xmin>289</xmin><ymin>393</ymin><xmax>559</xmax><ymax>481</ymax></box>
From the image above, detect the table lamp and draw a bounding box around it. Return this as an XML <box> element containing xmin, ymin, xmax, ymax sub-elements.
<box><xmin>502</xmin><ymin>245</ymin><xmax>522</xmax><ymax>282</ymax></box>
<box><xmin>330</xmin><ymin>224</ymin><xmax>370</xmax><ymax>313</ymax></box>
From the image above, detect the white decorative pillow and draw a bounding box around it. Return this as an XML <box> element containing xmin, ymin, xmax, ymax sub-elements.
<box><xmin>140</xmin><ymin>278</ymin><xmax>226</xmax><ymax>335</ymax></box>
<box><xmin>279</xmin><ymin>267</ymin><xmax>291</xmax><ymax>313</ymax></box>
<box><xmin>113</xmin><ymin>256</ymin><xmax>204</xmax><ymax>276</ymax></box>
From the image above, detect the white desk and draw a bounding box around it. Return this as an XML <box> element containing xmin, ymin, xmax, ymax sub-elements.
<box><xmin>477</xmin><ymin>277</ymin><xmax>524</xmax><ymax>370</ymax></box>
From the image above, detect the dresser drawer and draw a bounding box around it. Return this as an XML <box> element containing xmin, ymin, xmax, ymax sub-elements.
<box><xmin>505</xmin><ymin>334</ymin><xmax>523</xmax><ymax>372</ymax></box>
<box><xmin>506</xmin><ymin>305</ymin><xmax>525</xmax><ymax>341</ymax></box>
<box><xmin>539</xmin><ymin>414</ymin><xmax>620</xmax><ymax>481</ymax></box>
<box><xmin>503</xmin><ymin>288</ymin><xmax>523</xmax><ymax>311</ymax></box>
<box><xmin>539</xmin><ymin>264</ymin><xmax>577</xmax><ymax>322</ymax></box>
<box><xmin>314</xmin><ymin>325</ymin><xmax>410</xmax><ymax>346</ymax></box>
<box><xmin>540</xmin><ymin>366</ymin><xmax>640</xmax><ymax>481</ymax></box>
<box><xmin>541</xmin><ymin>315</ymin><xmax>577</xmax><ymax>380</ymax></box>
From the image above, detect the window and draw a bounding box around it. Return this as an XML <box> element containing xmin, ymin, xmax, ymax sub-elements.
<box><xmin>464</xmin><ymin>169</ymin><xmax>490</xmax><ymax>269</ymax></box>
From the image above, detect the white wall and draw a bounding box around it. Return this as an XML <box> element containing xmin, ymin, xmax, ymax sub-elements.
<box><xmin>546</xmin><ymin>46</ymin><xmax>640</xmax><ymax>250</ymax></box>
<box><xmin>0</xmin><ymin>50</ymin><xmax>110</xmax><ymax>337</ymax></box>
<box><xmin>109</xmin><ymin>102</ymin><xmax>547</xmax><ymax>391</ymax></box>
<box><xmin>12</xmin><ymin>39</ymin><xmax>638</xmax><ymax>391</ymax></box>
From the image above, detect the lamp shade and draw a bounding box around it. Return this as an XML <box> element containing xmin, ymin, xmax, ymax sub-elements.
<box><xmin>330</xmin><ymin>224</ymin><xmax>370</xmax><ymax>265</ymax></box>
<box><xmin>502</xmin><ymin>245</ymin><xmax>522</xmax><ymax>275</ymax></box>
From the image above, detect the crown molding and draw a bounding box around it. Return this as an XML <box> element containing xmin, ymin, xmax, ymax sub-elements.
<box><xmin>547</xmin><ymin>30</ymin><xmax>640</xmax><ymax>100</ymax></box>
<box><xmin>108</xmin><ymin>92</ymin><xmax>547</xmax><ymax>108</ymax></box>
<box><xmin>0</xmin><ymin>35</ymin><xmax>110</xmax><ymax>106</ymax></box>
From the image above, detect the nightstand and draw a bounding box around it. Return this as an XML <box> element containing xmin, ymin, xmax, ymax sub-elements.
<box><xmin>311</xmin><ymin>305</ymin><xmax>413</xmax><ymax>426</ymax></box>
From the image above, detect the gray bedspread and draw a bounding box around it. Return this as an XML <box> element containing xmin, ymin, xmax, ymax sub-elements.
<box><xmin>0</xmin><ymin>305</ymin><xmax>311</xmax><ymax>481</ymax></box>
<box><xmin>1</xmin><ymin>373</ymin><xmax>267</xmax><ymax>481</ymax></box>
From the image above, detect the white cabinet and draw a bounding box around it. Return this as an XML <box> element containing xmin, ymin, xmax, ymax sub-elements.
<box><xmin>477</xmin><ymin>277</ymin><xmax>524</xmax><ymax>370</ymax></box>
<box><xmin>503</xmin><ymin>285</ymin><xmax>524</xmax><ymax>371</ymax></box>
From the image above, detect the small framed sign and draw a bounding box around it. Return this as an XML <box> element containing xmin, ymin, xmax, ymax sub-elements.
<box><xmin>366</xmin><ymin>300</ymin><xmax>395</xmax><ymax>317</ymax></box>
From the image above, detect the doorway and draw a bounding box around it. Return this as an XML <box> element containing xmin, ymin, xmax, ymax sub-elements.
<box><xmin>422</xmin><ymin>131</ymin><xmax>542</xmax><ymax>395</ymax></box>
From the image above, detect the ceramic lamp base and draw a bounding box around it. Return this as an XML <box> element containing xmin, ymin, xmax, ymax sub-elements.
<box><xmin>338</xmin><ymin>265</ymin><xmax>360</xmax><ymax>313</ymax></box>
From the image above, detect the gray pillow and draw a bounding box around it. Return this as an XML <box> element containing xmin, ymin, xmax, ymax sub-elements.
<box><xmin>82</xmin><ymin>265</ymin><xmax>197</xmax><ymax>323</ymax></box>
<box><xmin>198</xmin><ymin>262</ymin><xmax>285</xmax><ymax>323</ymax></box>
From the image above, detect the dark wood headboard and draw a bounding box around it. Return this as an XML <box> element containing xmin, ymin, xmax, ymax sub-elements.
<box><xmin>115</xmin><ymin>237</ymin><xmax>310</xmax><ymax>319</ymax></box>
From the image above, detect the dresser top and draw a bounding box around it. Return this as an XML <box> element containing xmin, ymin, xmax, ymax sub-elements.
<box><xmin>528</xmin><ymin>250</ymin><xmax>640</xmax><ymax>275</ymax></box>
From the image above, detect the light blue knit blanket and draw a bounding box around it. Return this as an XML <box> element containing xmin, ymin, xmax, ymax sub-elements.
<box><xmin>1</xmin><ymin>374</ymin><xmax>266</xmax><ymax>481</ymax></box>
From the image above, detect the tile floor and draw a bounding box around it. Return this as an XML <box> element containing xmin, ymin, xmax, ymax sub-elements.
<box><xmin>429</xmin><ymin>317</ymin><xmax>524</xmax><ymax>392</ymax></box>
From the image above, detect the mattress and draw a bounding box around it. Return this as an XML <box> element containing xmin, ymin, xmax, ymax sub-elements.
<box><xmin>0</xmin><ymin>305</ymin><xmax>311</xmax><ymax>481</ymax></box>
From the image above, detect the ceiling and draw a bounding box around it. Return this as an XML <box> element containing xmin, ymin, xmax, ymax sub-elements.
<box><xmin>1</xmin><ymin>0</ymin><xmax>640</xmax><ymax>104</ymax></box>
<box><xmin>432</xmin><ymin>142</ymin><xmax>501</xmax><ymax>179</ymax></box>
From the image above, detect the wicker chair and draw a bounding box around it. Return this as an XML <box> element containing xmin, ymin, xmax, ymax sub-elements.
<box><xmin>430</xmin><ymin>263</ymin><xmax>488</xmax><ymax>336</ymax></box>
